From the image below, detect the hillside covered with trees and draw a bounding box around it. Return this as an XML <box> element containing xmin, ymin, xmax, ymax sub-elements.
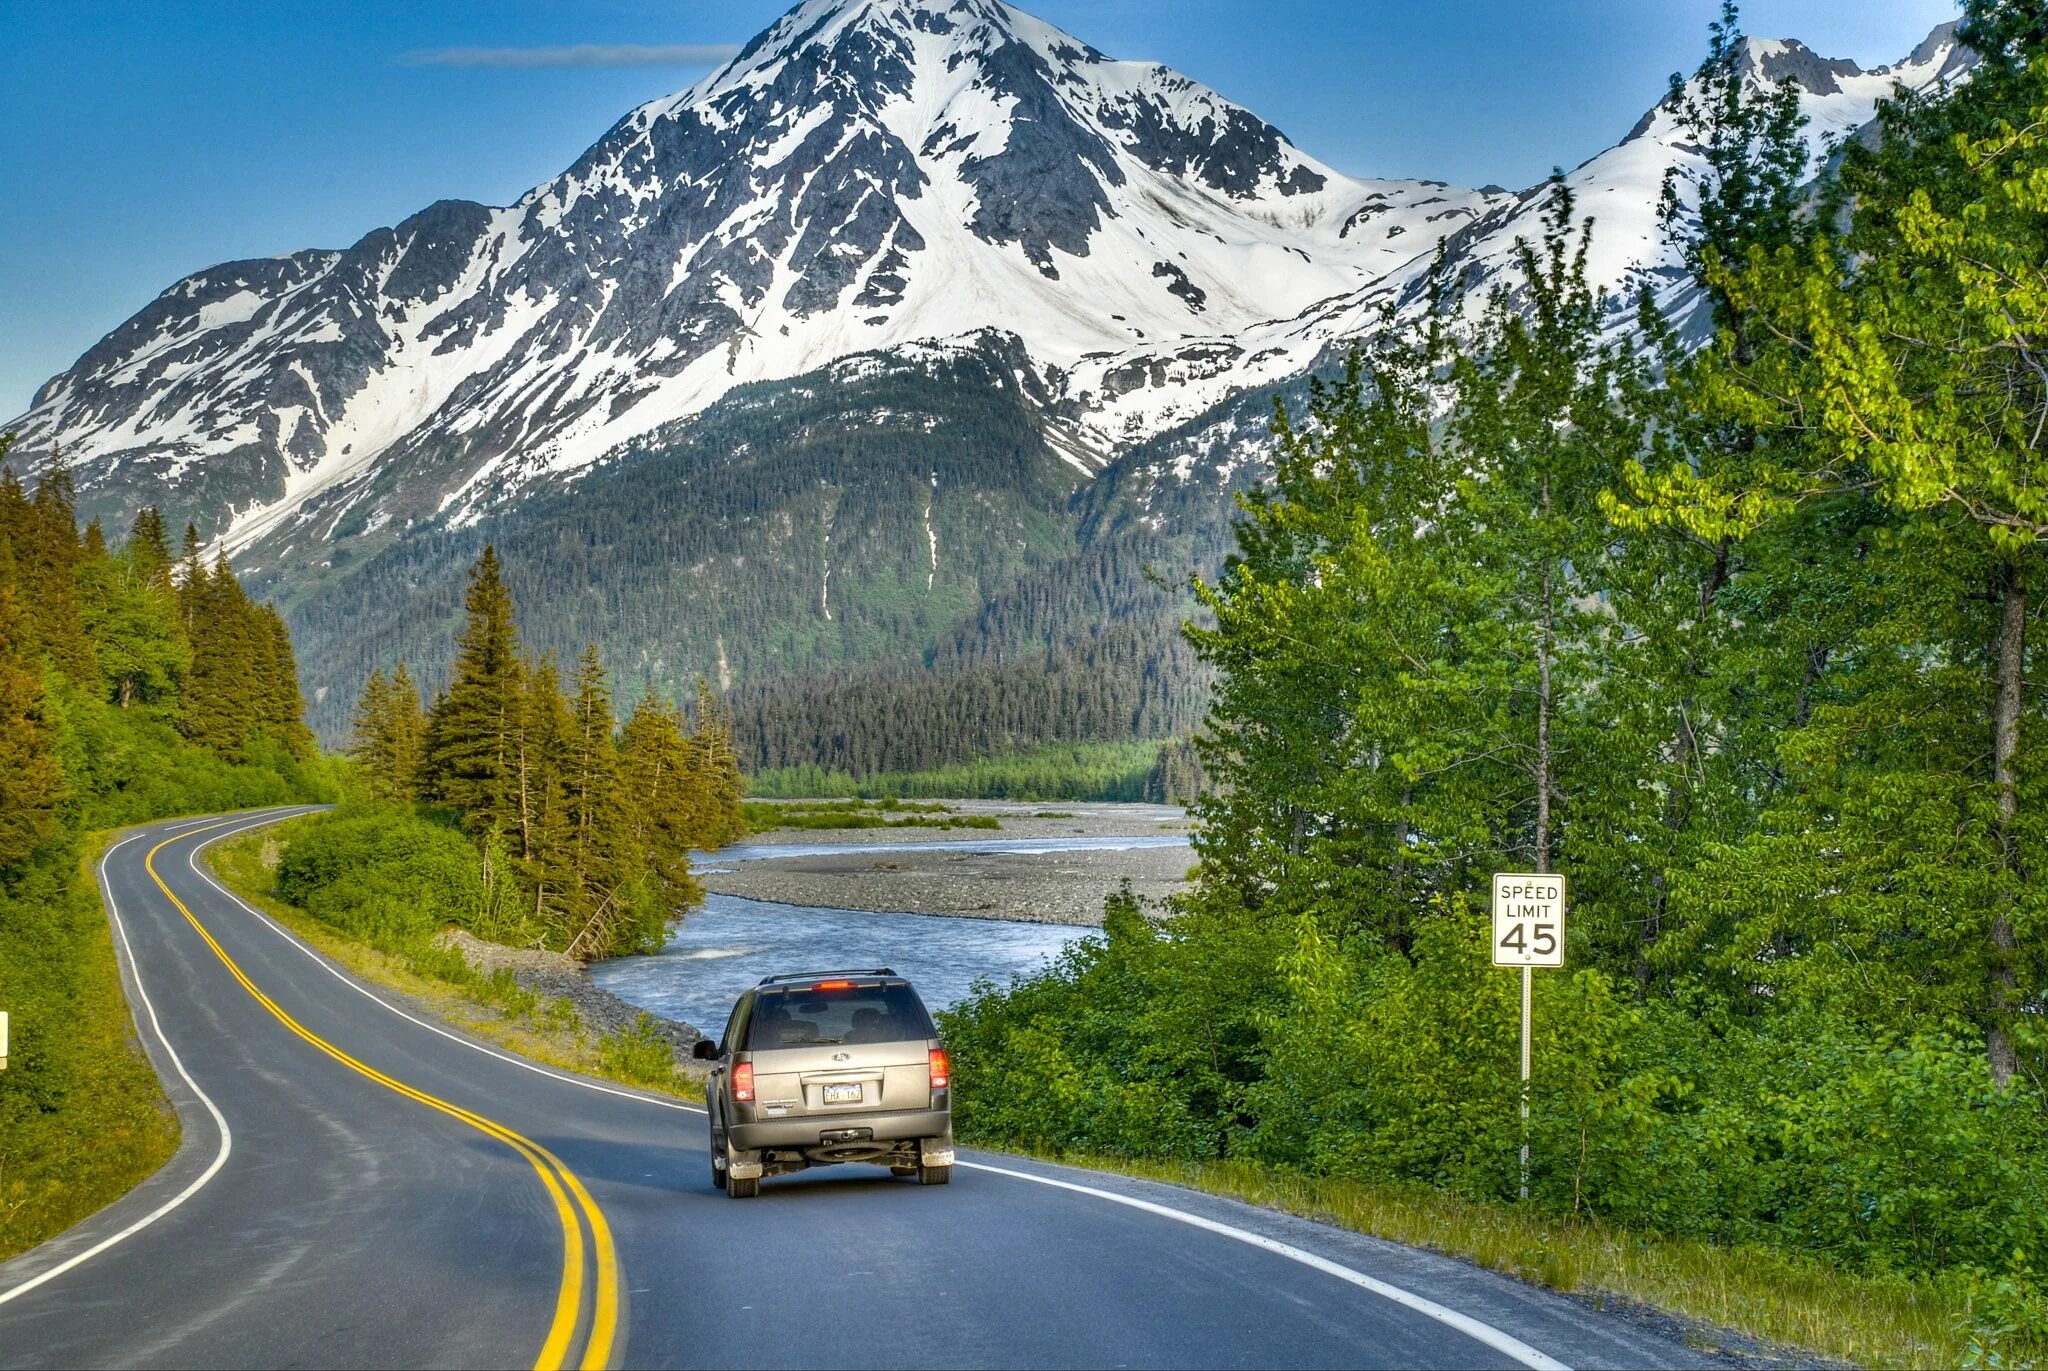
<box><xmin>943</xmin><ymin>3</ymin><xmax>2048</xmax><ymax>1354</ymax></box>
<box><xmin>0</xmin><ymin>443</ymin><xmax>335</xmax><ymax>1257</ymax></box>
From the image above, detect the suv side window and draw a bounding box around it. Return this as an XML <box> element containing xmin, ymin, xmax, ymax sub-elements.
<box><xmin>719</xmin><ymin>992</ymin><xmax>752</xmax><ymax>1056</ymax></box>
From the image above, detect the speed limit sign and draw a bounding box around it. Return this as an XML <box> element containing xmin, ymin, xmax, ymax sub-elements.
<box><xmin>1491</xmin><ymin>872</ymin><xmax>1565</xmax><ymax>967</ymax></box>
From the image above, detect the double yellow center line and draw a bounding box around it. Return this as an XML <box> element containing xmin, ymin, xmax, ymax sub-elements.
<box><xmin>146</xmin><ymin>818</ymin><xmax>620</xmax><ymax>1371</ymax></box>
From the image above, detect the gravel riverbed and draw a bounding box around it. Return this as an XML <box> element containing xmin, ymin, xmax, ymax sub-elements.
<box><xmin>702</xmin><ymin>801</ymin><xmax>1195</xmax><ymax>926</ymax></box>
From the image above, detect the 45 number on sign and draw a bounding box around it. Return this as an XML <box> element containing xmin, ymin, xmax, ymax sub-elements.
<box><xmin>1491</xmin><ymin>873</ymin><xmax>1564</xmax><ymax>968</ymax></box>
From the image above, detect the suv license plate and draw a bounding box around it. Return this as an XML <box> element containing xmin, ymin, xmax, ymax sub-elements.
<box><xmin>822</xmin><ymin>1083</ymin><xmax>863</xmax><ymax>1105</ymax></box>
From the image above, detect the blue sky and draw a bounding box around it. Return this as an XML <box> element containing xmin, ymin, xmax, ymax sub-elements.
<box><xmin>0</xmin><ymin>0</ymin><xmax>1959</xmax><ymax>416</ymax></box>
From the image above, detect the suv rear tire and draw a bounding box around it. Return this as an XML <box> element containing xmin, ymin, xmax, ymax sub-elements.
<box><xmin>918</xmin><ymin>1163</ymin><xmax>952</xmax><ymax>1186</ymax></box>
<box><xmin>727</xmin><ymin>1175</ymin><xmax>760</xmax><ymax>1199</ymax></box>
<box><xmin>711</xmin><ymin>1156</ymin><xmax>727</xmax><ymax>1190</ymax></box>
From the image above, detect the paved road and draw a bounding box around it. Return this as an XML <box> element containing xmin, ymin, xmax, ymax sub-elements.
<box><xmin>0</xmin><ymin>810</ymin><xmax>1732</xmax><ymax>1369</ymax></box>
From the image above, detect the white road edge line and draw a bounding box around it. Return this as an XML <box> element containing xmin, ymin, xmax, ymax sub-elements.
<box><xmin>183</xmin><ymin>815</ymin><xmax>698</xmax><ymax>1114</ymax></box>
<box><xmin>958</xmin><ymin>1161</ymin><xmax>1572</xmax><ymax>1371</ymax></box>
<box><xmin>176</xmin><ymin>808</ymin><xmax>1569</xmax><ymax>1371</ymax></box>
<box><xmin>0</xmin><ymin>815</ymin><xmax>280</xmax><ymax>1308</ymax></box>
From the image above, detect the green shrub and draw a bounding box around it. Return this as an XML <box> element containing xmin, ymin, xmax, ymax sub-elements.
<box><xmin>946</xmin><ymin>888</ymin><xmax>2048</xmax><ymax>1289</ymax></box>
<box><xmin>599</xmin><ymin>1014</ymin><xmax>679</xmax><ymax>1088</ymax></box>
<box><xmin>275</xmin><ymin>807</ymin><xmax>488</xmax><ymax>948</ymax></box>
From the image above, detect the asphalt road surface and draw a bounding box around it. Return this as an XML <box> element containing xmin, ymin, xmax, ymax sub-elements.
<box><xmin>0</xmin><ymin>810</ymin><xmax>1739</xmax><ymax>1369</ymax></box>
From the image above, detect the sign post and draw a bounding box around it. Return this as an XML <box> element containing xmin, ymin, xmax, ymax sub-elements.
<box><xmin>1491</xmin><ymin>872</ymin><xmax>1565</xmax><ymax>1200</ymax></box>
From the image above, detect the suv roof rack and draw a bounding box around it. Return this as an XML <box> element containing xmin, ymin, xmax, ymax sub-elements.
<box><xmin>756</xmin><ymin>968</ymin><xmax>899</xmax><ymax>987</ymax></box>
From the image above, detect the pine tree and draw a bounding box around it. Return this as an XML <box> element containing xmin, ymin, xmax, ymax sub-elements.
<box><xmin>690</xmin><ymin>679</ymin><xmax>747</xmax><ymax>848</ymax></box>
<box><xmin>176</xmin><ymin>523</ymin><xmax>207</xmax><ymax>632</ymax></box>
<box><xmin>181</xmin><ymin>552</ymin><xmax>263</xmax><ymax>755</ymax></box>
<box><xmin>387</xmin><ymin>661</ymin><xmax>426</xmax><ymax>801</ymax></box>
<box><xmin>516</xmin><ymin>653</ymin><xmax>580</xmax><ymax>945</ymax></box>
<box><xmin>559</xmin><ymin>645</ymin><xmax>629</xmax><ymax>957</ymax></box>
<box><xmin>351</xmin><ymin>666</ymin><xmax>393</xmax><ymax>785</ymax></box>
<box><xmin>21</xmin><ymin>454</ymin><xmax>96</xmax><ymax>682</ymax></box>
<box><xmin>253</xmin><ymin>602</ymin><xmax>313</xmax><ymax>756</ymax></box>
<box><xmin>618</xmin><ymin>689</ymin><xmax>703</xmax><ymax>906</ymax></box>
<box><xmin>128</xmin><ymin>506</ymin><xmax>173</xmax><ymax>590</ymax></box>
<box><xmin>421</xmin><ymin>547</ymin><xmax>526</xmax><ymax>831</ymax></box>
<box><xmin>77</xmin><ymin>511</ymin><xmax>188</xmax><ymax>709</ymax></box>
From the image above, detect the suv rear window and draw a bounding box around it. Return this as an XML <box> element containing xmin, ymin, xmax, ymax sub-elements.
<box><xmin>746</xmin><ymin>982</ymin><xmax>934</xmax><ymax>1050</ymax></box>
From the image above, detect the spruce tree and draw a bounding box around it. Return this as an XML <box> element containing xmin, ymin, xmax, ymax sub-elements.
<box><xmin>180</xmin><ymin>553</ymin><xmax>263</xmax><ymax>755</ymax></box>
<box><xmin>128</xmin><ymin>506</ymin><xmax>173</xmax><ymax>590</ymax></box>
<box><xmin>253</xmin><ymin>603</ymin><xmax>313</xmax><ymax>756</ymax></box>
<box><xmin>690</xmin><ymin>679</ymin><xmax>748</xmax><ymax>848</ymax></box>
<box><xmin>386</xmin><ymin>662</ymin><xmax>426</xmax><ymax>802</ymax></box>
<box><xmin>516</xmin><ymin>652</ymin><xmax>580</xmax><ymax>945</ymax></box>
<box><xmin>618</xmin><ymin>690</ymin><xmax>703</xmax><ymax>906</ymax></box>
<box><xmin>351</xmin><ymin>666</ymin><xmax>393</xmax><ymax>788</ymax></box>
<box><xmin>421</xmin><ymin>547</ymin><xmax>525</xmax><ymax>831</ymax></box>
<box><xmin>23</xmin><ymin>455</ymin><xmax>96</xmax><ymax>682</ymax></box>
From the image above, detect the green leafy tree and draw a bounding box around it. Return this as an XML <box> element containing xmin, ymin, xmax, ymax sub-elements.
<box><xmin>0</xmin><ymin>582</ymin><xmax>67</xmax><ymax>868</ymax></box>
<box><xmin>1677</xmin><ymin>9</ymin><xmax>2048</xmax><ymax>1085</ymax></box>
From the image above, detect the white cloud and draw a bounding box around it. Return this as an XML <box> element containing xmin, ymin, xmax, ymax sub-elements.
<box><xmin>398</xmin><ymin>43</ymin><xmax>741</xmax><ymax>70</ymax></box>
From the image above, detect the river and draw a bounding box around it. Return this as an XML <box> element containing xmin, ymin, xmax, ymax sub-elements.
<box><xmin>588</xmin><ymin>834</ymin><xmax>1189</xmax><ymax>1032</ymax></box>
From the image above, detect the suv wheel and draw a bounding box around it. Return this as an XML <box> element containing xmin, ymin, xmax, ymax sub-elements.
<box><xmin>727</xmin><ymin>1175</ymin><xmax>760</xmax><ymax>1199</ymax></box>
<box><xmin>918</xmin><ymin>1163</ymin><xmax>952</xmax><ymax>1186</ymax></box>
<box><xmin>711</xmin><ymin>1154</ymin><xmax>727</xmax><ymax>1190</ymax></box>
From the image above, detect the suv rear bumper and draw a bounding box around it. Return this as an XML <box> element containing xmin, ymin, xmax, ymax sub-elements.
<box><xmin>730</xmin><ymin>1107</ymin><xmax>950</xmax><ymax>1151</ymax></box>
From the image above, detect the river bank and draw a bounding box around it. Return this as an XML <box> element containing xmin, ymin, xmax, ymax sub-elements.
<box><xmin>703</xmin><ymin>800</ymin><xmax>1195</xmax><ymax>925</ymax></box>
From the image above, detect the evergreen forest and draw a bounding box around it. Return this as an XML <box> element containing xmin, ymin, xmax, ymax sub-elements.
<box><xmin>942</xmin><ymin>4</ymin><xmax>2048</xmax><ymax>1350</ymax></box>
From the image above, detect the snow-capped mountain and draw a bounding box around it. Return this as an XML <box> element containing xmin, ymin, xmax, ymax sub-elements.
<box><xmin>0</xmin><ymin>0</ymin><xmax>1979</xmax><ymax>743</ymax></box>
<box><xmin>7</xmin><ymin>0</ymin><xmax>1507</xmax><ymax>560</ymax></box>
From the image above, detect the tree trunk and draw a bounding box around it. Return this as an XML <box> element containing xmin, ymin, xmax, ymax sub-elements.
<box><xmin>1391</xmin><ymin>783</ymin><xmax>1414</xmax><ymax>954</ymax></box>
<box><xmin>1988</xmin><ymin>559</ymin><xmax>2025</xmax><ymax>1090</ymax></box>
<box><xmin>1537</xmin><ymin>561</ymin><xmax>1553</xmax><ymax>874</ymax></box>
<box><xmin>1643</xmin><ymin>536</ymin><xmax>1733</xmax><ymax>988</ymax></box>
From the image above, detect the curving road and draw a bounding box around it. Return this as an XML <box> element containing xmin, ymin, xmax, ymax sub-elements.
<box><xmin>0</xmin><ymin>810</ymin><xmax>1730</xmax><ymax>1370</ymax></box>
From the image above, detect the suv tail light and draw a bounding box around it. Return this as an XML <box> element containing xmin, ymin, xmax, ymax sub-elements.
<box><xmin>928</xmin><ymin>1048</ymin><xmax>950</xmax><ymax>1092</ymax></box>
<box><xmin>732</xmin><ymin>1061</ymin><xmax>755</xmax><ymax>1103</ymax></box>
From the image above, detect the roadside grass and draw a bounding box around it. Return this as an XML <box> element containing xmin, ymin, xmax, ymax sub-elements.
<box><xmin>207</xmin><ymin>825</ymin><xmax>707</xmax><ymax>1103</ymax></box>
<box><xmin>1018</xmin><ymin>1151</ymin><xmax>1966</xmax><ymax>1369</ymax></box>
<box><xmin>0</xmin><ymin>836</ymin><xmax>183</xmax><ymax>1263</ymax></box>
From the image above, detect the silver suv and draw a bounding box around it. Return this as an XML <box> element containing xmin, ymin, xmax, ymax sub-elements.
<box><xmin>693</xmin><ymin>969</ymin><xmax>954</xmax><ymax>1198</ymax></box>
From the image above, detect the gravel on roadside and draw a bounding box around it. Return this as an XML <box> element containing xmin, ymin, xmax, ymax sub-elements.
<box><xmin>438</xmin><ymin>928</ymin><xmax>703</xmax><ymax>1049</ymax></box>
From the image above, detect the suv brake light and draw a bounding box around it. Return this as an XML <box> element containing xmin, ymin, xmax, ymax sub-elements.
<box><xmin>928</xmin><ymin>1048</ymin><xmax>950</xmax><ymax>1091</ymax></box>
<box><xmin>813</xmin><ymin>979</ymin><xmax>853</xmax><ymax>990</ymax></box>
<box><xmin>732</xmin><ymin>1061</ymin><xmax>755</xmax><ymax>1103</ymax></box>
